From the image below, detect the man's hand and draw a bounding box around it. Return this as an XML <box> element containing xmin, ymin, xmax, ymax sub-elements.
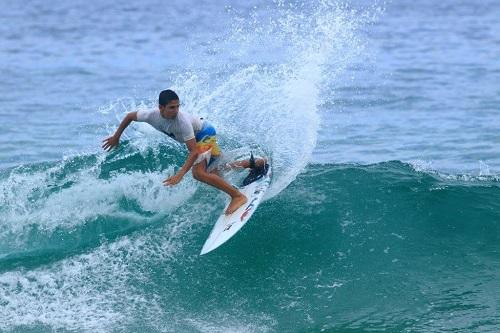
<box><xmin>102</xmin><ymin>135</ymin><xmax>120</xmax><ymax>151</ymax></box>
<box><xmin>163</xmin><ymin>173</ymin><xmax>183</xmax><ymax>186</ymax></box>
<box><xmin>102</xmin><ymin>112</ymin><xmax>137</xmax><ymax>152</ymax></box>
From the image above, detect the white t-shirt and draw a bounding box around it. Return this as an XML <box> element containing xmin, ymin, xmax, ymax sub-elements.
<box><xmin>136</xmin><ymin>110</ymin><xmax>203</xmax><ymax>143</ymax></box>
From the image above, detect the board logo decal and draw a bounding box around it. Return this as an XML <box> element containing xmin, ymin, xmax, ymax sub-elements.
<box><xmin>240</xmin><ymin>197</ymin><xmax>258</xmax><ymax>221</ymax></box>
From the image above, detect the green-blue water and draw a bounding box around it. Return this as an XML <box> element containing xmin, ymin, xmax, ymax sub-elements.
<box><xmin>1</xmin><ymin>146</ymin><xmax>499</xmax><ymax>332</ymax></box>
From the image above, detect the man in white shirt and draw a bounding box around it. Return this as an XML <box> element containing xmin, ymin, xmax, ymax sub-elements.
<box><xmin>102</xmin><ymin>89</ymin><xmax>266</xmax><ymax>215</ymax></box>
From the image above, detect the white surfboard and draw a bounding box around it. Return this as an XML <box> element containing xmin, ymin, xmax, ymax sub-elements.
<box><xmin>200</xmin><ymin>163</ymin><xmax>272</xmax><ymax>255</ymax></box>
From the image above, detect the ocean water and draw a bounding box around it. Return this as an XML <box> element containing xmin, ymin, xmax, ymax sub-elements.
<box><xmin>1</xmin><ymin>0</ymin><xmax>499</xmax><ymax>332</ymax></box>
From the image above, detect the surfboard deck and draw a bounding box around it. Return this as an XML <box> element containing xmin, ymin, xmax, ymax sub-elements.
<box><xmin>200</xmin><ymin>162</ymin><xmax>272</xmax><ymax>255</ymax></box>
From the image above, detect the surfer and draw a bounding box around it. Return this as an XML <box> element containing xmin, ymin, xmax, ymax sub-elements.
<box><xmin>102</xmin><ymin>89</ymin><xmax>267</xmax><ymax>215</ymax></box>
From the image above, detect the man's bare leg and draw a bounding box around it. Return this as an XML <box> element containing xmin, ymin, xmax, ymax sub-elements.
<box><xmin>224</xmin><ymin>157</ymin><xmax>267</xmax><ymax>170</ymax></box>
<box><xmin>192</xmin><ymin>161</ymin><xmax>247</xmax><ymax>215</ymax></box>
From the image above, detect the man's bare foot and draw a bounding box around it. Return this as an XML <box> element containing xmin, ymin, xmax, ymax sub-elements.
<box><xmin>225</xmin><ymin>194</ymin><xmax>248</xmax><ymax>215</ymax></box>
<box><xmin>255</xmin><ymin>158</ymin><xmax>267</xmax><ymax>168</ymax></box>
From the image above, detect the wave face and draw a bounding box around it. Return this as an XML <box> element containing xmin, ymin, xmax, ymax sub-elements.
<box><xmin>1</xmin><ymin>155</ymin><xmax>499</xmax><ymax>332</ymax></box>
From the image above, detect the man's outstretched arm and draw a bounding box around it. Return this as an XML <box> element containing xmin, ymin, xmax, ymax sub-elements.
<box><xmin>102</xmin><ymin>112</ymin><xmax>138</xmax><ymax>151</ymax></box>
<box><xmin>163</xmin><ymin>138</ymin><xmax>199</xmax><ymax>186</ymax></box>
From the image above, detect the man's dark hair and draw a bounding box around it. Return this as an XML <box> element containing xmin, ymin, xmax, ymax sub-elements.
<box><xmin>159</xmin><ymin>89</ymin><xmax>179</xmax><ymax>106</ymax></box>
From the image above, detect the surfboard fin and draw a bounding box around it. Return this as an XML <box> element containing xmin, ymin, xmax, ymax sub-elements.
<box><xmin>249</xmin><ymin>151</ymin><xmax>256</xmax><ymax>169</ymax></box>
<box><xmin>242</xmin><ymin>153</ymin><xmax>269</xmax><ymax>186</ymax></box>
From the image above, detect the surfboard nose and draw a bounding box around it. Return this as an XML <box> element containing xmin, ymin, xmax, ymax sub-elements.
<box><xmin>200</xmin><ymin>162</ymin><xmax>272</xmax><ymax>255</ymax></box>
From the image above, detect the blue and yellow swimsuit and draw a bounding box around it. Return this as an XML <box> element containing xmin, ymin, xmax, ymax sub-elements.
<box><xmin>194</xmin><ymin>121</ymin><xmax>221</xmax><ymax>168</ymax></box>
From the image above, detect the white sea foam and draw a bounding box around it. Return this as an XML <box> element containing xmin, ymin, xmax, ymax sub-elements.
<box><xmin>0</xmin><ymin>209</ymin><xmax>201</xmax><ymax>332</ymax></box>
<box><xmin>165</xmin><ymin>2</ymin><xmax>373</xmax><ymax>199</ymax></box>
<box><xmin>0</xmin><ymin>236</ymin><xmax>143</xmax><ymax>332</ymax></box>
<box><xmin>0</xmin><ymin>150</ymin><xmax>197</xmax><ymax>250</ymax></box>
